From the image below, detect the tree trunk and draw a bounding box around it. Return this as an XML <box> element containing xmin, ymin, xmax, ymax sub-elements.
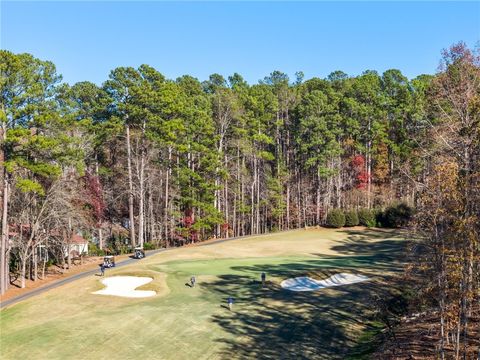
<box><xmin>366</xmin><ymin>117</ymin><xmax>372</xmax><ymax>208</ymax></box>
<box><xmin>138</xmin><ymin>120</ymin><xmax>146</xmax><ymax>248</ymax></box>
<box><xmin>214</xmin><ymin>174</ymin><xmax>220</xmax><ymax>238</ymax></box>
<box><xmin>164</xmin><ymin>146</ymin><xmax>171</xmax><ymax>242</ymax></box>
<box><xmin>251</xmin><ymin>155</ymin><xmax>256</xmax><ymax>234</ymax></box>
<box><xmin>0</xmin><ymin>176</ymin><xmax>8</xmax><ymax>294</ymax></box>
<box><xmin>241</xmin><ymin>155</ymin><xmax>245</xmax><ymax>236</ymax></box>
<box><xmin>98</xmin><ymin>228</ymin><xmax>103</xmax><ymax>250</ymax></box>
<box><xmin>41</xmin><ymin>257</ymin><xmax>46</xmax><ymax>280</ymax></box>
<box><xmin>20</xmin><ymin>257</ymin><xmax>27</xmax><ymax>289</ymax></box>
<box><xmin>316</xmin><ymin>170</ymin><xmax>321</xmax><ymax>225</ymax></box>
<box><xmin>148</xmin><ymin>177</ymin><xmax>155</xmax><ymax>243</ymax></box>
<box><xmin>33</xmin><ymin>246</ymin><xmax>38</xmax><ymax>281</ymax></box>
<box><xmin>66</xmin><ymin>224</ymin><xmax>71</xmax><ymax>271</ymax></box>
<box><xmin>95</xmin><ymin>156</ymin><xmax>104</xmax><ymax>250</ymax></box>
<box><xmin>0</xmin><ymin>121</ymin><xmax>8</xmax><ymax>295</ymax></box>
<box><xmin>256</xmin><ymin>158</ymin><xmax>260</xmax><ymax>234</ymax></box>
<box><xmin>224</xmin><ymin>156</ymin><xmax>229</xmax><ymax>238</ymax></box>
<box><xmin>67</xmin><ymin>243</ymin><xmax>71</xmax><ymax>270</ymax></box>
<box><xmin>126</xmin><ymin>124</ymin><xmax>136</xmax><ymax>247</ymax></box>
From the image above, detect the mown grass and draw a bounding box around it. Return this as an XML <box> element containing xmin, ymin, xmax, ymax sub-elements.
<box><xmin>0</xmin><ymin>227</ymin><xmax>406</xmax><ymax>359</ymax></box>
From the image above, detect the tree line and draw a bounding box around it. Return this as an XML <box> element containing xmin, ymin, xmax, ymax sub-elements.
<box><xmin>0</xmin><ymin>42</ymin><xmax>478</xmax><ymax>357</ymax></box>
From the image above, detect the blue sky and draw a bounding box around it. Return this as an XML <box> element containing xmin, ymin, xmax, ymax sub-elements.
<box><xmin>2</xmin><ymin>1</ymin><xmax>479</xmax><ymax>85</ymax></box>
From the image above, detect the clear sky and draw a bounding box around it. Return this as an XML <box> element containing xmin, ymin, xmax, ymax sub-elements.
<box><xmin>1</xmin><ymin>1</ymin><xmax>479</xmax><ymax>85</ymax></box>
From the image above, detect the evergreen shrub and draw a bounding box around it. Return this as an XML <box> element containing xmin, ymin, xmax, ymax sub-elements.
<box><xmin>345</xmin><ymin>210</ymin><xmax>360</xmax><ymax>227</ymax></box>
<box><xmin>326</xmin><ymin>209</ymin><xmax>346</xmax><ymax>228</ymax></box>
<box><xmin>358</xmin><ymin>208</ymin><xmax>376</xmax><ymax>227</ymax></box>
<box><xmin>382</xmin><ymin>203</ymin><xmax>414</xmax><ymax>228</ymax></box>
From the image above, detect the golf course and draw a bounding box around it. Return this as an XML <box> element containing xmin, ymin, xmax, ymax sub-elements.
<box><xmin>0</xmin><ymin>227</ymin><xmax>406</xmax><ymax>360</ymax></box>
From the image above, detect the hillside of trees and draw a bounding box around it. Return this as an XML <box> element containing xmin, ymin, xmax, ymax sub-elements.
<box><xmin>1</xmin><ymin>42</ymin><xmax>479</xmax><ymax>357</ymax></box>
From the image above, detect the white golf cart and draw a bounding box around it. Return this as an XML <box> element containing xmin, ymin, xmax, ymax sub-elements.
<box><xmin>134</xmin><ymin>247</ymin><xmax>145</xmax><ymax>259</ymax></box>
<box><xmin>103</xmin><ymin>255</ymin><xmax>116</xmax><ymax>268</ymax></box>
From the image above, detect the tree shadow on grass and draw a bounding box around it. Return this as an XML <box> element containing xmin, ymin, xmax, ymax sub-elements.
<box><xmin>334</xmin><ymin>228</ymin><xmax>407</xmax><ymax>254</ymax></box>
<box><xmin>313</xmin><ymin>229</ymin><xmax>409</xmax><ymax>270</ymax></box>
<box><xmin>203</xmin><ymin>233</ymin><xmax>407</xmax><ymax>359</ymax></box>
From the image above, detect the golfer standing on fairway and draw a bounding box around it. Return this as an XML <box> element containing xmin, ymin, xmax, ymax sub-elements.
<box><xmin>190</xmin><ymin>275</ymin><xmax>196</xmax><ymax>287</ymax></box>
<box><xmin>227</xmin><ymin>296</ymin><xmax>234</xmax><ymax>311</ymax></box>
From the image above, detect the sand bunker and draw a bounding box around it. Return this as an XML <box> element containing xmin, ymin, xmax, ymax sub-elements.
<box><xmin>93</xmin><ymin>276</ymin><xmax>156</xmax><ymax>298</ymax></box>
<box><xmin>281</xmin><ymin>273</ymin><xmax>370</xmax><ymax>292</ymax></box>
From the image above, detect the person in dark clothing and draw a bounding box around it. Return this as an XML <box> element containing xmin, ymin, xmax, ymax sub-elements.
<box><xmin>261</xmin><ymin>272</ymin><xmax>266</xmax><ymax>287</ymax></box>
<box><xmin>227</xmin><ymin>296</ymin><xmax>234</xmax><ymax>311</ymax></box>
<box><xmin>190</xmin><ymin>275</ymin><xmax>196</xmax><ymax>287</ymax></box>
<box><xmin>100</xmin><ymin>264</ymin><xmax>105</xmax><ymax>276</ymax></box>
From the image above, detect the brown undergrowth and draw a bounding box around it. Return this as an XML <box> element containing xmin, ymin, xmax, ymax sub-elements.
<box><xmin>373</xmin><ymin>307</ymin><xmax>480</xmax><ymax>359</ymax></box>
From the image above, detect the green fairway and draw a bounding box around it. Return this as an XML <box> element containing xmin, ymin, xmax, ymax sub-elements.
<box><xmin>0</xmin><ymin>228</ymin><xmax>406</xmax><ymax>360</ymax></box>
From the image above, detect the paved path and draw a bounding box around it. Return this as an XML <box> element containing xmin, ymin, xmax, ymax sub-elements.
<box><xmin>0</xmin><ymin>231</ymin><xmax>280</xmax><ymax>309</ymax></box>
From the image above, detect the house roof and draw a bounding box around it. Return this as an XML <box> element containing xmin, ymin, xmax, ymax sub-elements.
<box><xmin>70</xmin><ymin>234</ymin><xmax>88</xmax><ymax>244</ymax></box>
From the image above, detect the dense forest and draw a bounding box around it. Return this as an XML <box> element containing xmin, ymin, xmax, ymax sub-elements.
<box><xmin>1</xmin><ymin>42</ymin><xmax>479</xmax><ymax>357</ymax></box>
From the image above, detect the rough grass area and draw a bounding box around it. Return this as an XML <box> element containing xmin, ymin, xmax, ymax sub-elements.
<box><xmin>0</xmin><ymin>227</ymin><xmax>406</xmax><ymax>360</ymax></box>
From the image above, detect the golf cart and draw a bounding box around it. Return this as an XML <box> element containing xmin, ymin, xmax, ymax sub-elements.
<box><xmin>103</xmin><ymin>255</ymin><xmax>116</xmax><ymax>268</ymax></box>
<box><xmin>134</xmin><ymin>247</ymin><xmax>145</xmax><ymax>259</ymax></box>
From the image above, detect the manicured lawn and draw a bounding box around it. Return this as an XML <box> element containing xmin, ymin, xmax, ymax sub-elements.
<box><xmin>0</xmin><ymin>227</ymin><xmax>406</xmax><ymax>360</ymax></box>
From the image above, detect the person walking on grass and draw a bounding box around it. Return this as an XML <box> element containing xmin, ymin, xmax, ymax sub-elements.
<box><xmin>100</xmin><ymin>264</ymin><xmax>105</xmax><ymax>276</ymax></box>
<box><xmin>227</xmin><ymin>296</ymin><xmax>234</xmax><ymax>311</ymax></box>
<box><xmin>190</xmin><ymin>275</ymin><xmax>196</xmax><ymax>288</ymax></box>
<box><xmin>261</xmin><ymin>272</ymin><xmax>266</xmax><ymax>288</ymax></box>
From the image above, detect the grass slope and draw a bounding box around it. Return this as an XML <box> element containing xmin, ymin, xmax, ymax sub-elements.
<box><xmin>0</xmin><ymin>228</ymin><xmax>406</xmax><ymax>360</ymax></box>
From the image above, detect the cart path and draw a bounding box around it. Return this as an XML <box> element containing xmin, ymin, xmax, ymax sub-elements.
<box><xmin>0</xmin><ymin>231</ymin><xmax>296</xmax><ymax>309</ymax></box>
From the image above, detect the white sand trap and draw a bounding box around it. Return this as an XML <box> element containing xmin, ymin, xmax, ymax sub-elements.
<box><xmin>93</xmin><ymin>276</ymin><xmax>156</xmax><ymax>298</ymax></box>
<box><xmin>281</xmin><ymin>273</ymin><xmax>370</xmax><ymax>292</ymax></box>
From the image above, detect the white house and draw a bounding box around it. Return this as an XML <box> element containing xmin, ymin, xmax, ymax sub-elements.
<box><xmin>65</xmin><ymin>233</ymin><xmax>89</xmax><ymax>257</ymax></box>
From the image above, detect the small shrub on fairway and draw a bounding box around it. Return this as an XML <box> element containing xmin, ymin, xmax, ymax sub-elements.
<box><xmin>326</xmin><ymin>209</ymin><xmax>346</xmax><ymax>228</ymax></box>
<box><xmin>344</xmin><ymin>210</ymin><xmax>359</xmax><ymax>227</ymax></box>
<box><xmin>358</xmin><ymin>208</ymin><xmax>376</xmax><ymax>227</ymax></box>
